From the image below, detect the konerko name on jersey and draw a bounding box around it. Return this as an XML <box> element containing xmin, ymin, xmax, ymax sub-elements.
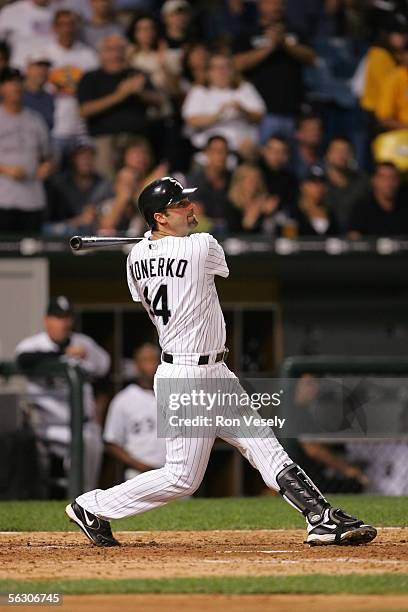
<box><xmin>126</xmin><ymin>231</ymin><xmax>229</xmax><ymax>354</ymax></box>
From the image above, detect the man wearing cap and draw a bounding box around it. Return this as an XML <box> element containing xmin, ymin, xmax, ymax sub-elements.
<box><xmin>0</xmin><ymin>67</ymin><xmax>53</xmax><ymax>233</ymax></box>
<box><xmin>23</xmin><ymin>53</ymin><xmax>55</xmax><ymax>131</ymax></box>
<box><xmin>15</xmin><ymin>297</ymin><xmax>110</xmax><ymax>494</ymax></box>
<box><xmin>161</xmin><ymin>0</ymin><xmax>194</xmax><ymax>48</ymax></box>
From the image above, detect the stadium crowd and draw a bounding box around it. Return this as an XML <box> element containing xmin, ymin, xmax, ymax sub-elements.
<box><xmin>0</xmin><ymin>0</ymin><xmax>407</xmax><ymax>238</ymax></box>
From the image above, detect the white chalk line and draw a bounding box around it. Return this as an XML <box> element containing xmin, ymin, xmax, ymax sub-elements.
<box><xmin>218</xmin><ymin>550</ymin><xmax>297</xmax><ymax>554</ymax></box>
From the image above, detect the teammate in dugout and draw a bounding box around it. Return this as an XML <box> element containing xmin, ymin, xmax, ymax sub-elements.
<box><xmin>66</xmin><ymin>176</ymin><xmax>377</xmax><ymax>547</ymax></box>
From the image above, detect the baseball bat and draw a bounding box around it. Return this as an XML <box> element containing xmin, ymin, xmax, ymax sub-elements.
<box><xmin>70</xmin><ymin>235</ymin><xmax>143</xmax><ymax>252</ymax></box>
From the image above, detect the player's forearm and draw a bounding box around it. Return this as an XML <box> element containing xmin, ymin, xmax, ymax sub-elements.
<box><xmin>79</xmin><ymin>349</ymin><xmax>110</xmax><ymax>377</ymax></box>
<box><xmin>105</xmin><ymin>443</ymin><xmax>154</xmax><ymax>473</ymax></box>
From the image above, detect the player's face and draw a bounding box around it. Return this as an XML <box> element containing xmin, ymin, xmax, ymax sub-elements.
<box><xmin>44</xmin><ymin>315</ymin><xmax>73</xmax><ymax>343</ymax></box>
<box><xmin>135</xmin><ymin>346</ymin><xmax>160</xmax><ymax>380</ymax></box>
<box><xmin>158</xmin><ymin>199</ymin><xmax>198</xmax><ymax>236</ymax></box>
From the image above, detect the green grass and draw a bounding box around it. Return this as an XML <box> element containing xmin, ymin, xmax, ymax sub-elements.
<box><xmin>0</xmin><ymin>496</ymin><xmax>407</xmax><ymax>532</ymax></box>
<box><xmin>1</xmin><ymin>575</ymin><xmax>408</xmax><ymax>595</ymax></box>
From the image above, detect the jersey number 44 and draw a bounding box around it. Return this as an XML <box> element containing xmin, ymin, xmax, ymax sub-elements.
<box><xmin>143</xmin><ymin>285</ymin><xmax>171</xmax><ymax>325</ymax></box>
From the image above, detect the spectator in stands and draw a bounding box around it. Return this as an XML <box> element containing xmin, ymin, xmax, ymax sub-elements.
<box><xmin>376</xmin><ymin>39</ymin><xmax>408</xmax><ymax>130</ymax></box>
<box><xmin>120</xmin><ymin>137</ymin><xmax>168</xmax><ymax>191</ymax></box>
<box><xmin>225</xmin><ymin>163</ymin><xmax>279</xmax><ymax>234</ymax></box>
<box><xmin>97</xmin><ymin>166</ymin><xmax>146</xmax><ymax>234</ymax></box>
<box><xmin>0</xmin><ymin>0</ymin><xmax>54</xmax><ymax>69</ymax></box>
<box><xmin>348</xmin><ymin>162</ymin><xmax>408</xmax><ymax>237</ymax></box>
<box><xmin>366</xmin><ymin>1</ymin><xmax>407</xmax><ymax>42</ymax></box>
<box><xmin>187</xmin><ymin>135</ymin><xmax>232</xmax><ymax>231</ymax></box>
<box><xmin>360</xmin><ymin>16</ymin><xmax>407</xmax><ymax>121</ymax></box>
<box><xmin>44</xmin><ymin>142</ymin><xmax>112</xmax><ymax>233</ymax></box>
<box><xmin>53</xmin><ymin>0</ymin><xmax>93</xmax><ymax>21</ymax></box>
<box><xmin>233</xmin><ymin>0</ymin><xmax>316</xmax><ymax>142</ymax></box>
<box><xmin>182</xmin><ymin>52</ymin><xmax>266</xmax><ymax>159</ymax></box>
<box><xmin>23</xmin><ymin>53</ymin><xmax>55</xmax><ymax>131</ymax></box>
<box><xmin>181</xmin><ymin>41</ymin><xmax>209</xmax><ymax>90</ymax></box>
<box><xmin>200</xmin><ymin>0</ymin><xmax>258</xmax><ymax>43</ymax></box>
<box><xmin>0</xmin><ymin>67</ymin><xmax>52</xmax><ymax>233</ymax></box>
<box><xmin>15</xmin><ymin>296</ymin><xmax>110</xmax><ymax>493</ymax></box>
<box><xmin>77</xmin><ymin>34</ymin><xmax>162</xmax><ymax>178</ymax></box>
<box><xmin>284</xmin><ymin>0</ymin><xmax>323</xmax><ymax>41</ymax></box>
<box><xmin>291</xmin><ymin>114</ymin><xmax>324</xmax><ymax>180</ymax></box>
<box><xmin>44</xmin><ymin>10</ymin><xmax>99</xmax><ymax>162</ymax></box>
<box><xmin>82</xmin><ymin>0</ymin><xmax>124</xmax><ymax>51</ymax></box>
<box><xmin>258</xmin><ymin>134</ymin><xmax>298</xmax><ymax>212</ymax></box>
<box><xmin>324</xmin><ymin>136</ymin><xmax>369</xmax><ymax>232</ymax></box>
<box><xmin>104</xmin><ymin>343</ymin><xmax>166</xmax><ymax>481</ymax></box>
<box><xmin>290</xmin><ymin>166</ymin><xmax>338</xmax><ymax>237</ymax></box>
<box><xmin>160</xmin><ymin>0</ymin><xmax>196</xmax><ymax>74</ymax></box>
<box><xmin>127</xmin><ymin>12</ymin><xmax>179</xmax><ymax>99</ymax></box>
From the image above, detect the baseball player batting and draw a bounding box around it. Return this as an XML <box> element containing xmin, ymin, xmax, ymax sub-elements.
<box><xmin>66</xmin><ymin>176</ymin><xmax>377</xmax><ymax>547</ymax></box>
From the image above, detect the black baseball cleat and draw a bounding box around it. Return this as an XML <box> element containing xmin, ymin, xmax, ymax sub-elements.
<box><xmin>65</xmin><ymin>501</ymin><xmax>120</xmax><ymax>547</ymax></box>
<box><xmin>306</xmin><ymin>507</ymin><xmax>377</xmax><ymax>546</ymax></box>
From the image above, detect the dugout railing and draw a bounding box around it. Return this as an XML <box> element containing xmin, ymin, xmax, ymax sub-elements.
<box><xmin>0</xmin><ymin>360</ymin><xmax>85</xmax><ymax>499</ymax></box>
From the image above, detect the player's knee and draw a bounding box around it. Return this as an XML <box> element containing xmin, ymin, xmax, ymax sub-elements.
<box><xmin>165</xmin><ymin>468</ymin><xmax>201</xmax><ymax>496</ymax></box>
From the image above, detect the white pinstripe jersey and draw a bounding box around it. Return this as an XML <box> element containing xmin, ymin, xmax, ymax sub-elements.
<box><xmin>126</xmin><ymin>231</ymin><xmax>229</xmax><ymax>354</ymax></box>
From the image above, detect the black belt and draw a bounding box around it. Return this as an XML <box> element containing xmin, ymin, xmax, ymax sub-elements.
<box><xmin>162</xmin><ymin>349</ymin><xmax>228</xmax><ymax>365</ymax></box>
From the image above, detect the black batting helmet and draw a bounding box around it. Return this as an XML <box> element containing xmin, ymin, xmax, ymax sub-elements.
<box><xmin>138</xmin><ymin>176</ymin><xmax>197</xmax><ymax>228</ymax></box>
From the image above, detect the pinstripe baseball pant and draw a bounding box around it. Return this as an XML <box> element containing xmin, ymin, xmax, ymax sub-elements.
<box><xmin>76</xmin><ymin>361</ymin><xmax>292</xmax><ymax>519</ymax></box>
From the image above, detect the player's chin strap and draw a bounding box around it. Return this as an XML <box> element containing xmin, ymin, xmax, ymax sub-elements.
<box><xmin>276</xmin><ymin>463</ymin><xmax>330</xmax><ymax>526</ymax></box>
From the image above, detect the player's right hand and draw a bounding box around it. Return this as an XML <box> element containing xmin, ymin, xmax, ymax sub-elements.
<box><xmin>65</xmin><ymin>345</ymin><xmax>88</xmax><ymax>360</ymax></box>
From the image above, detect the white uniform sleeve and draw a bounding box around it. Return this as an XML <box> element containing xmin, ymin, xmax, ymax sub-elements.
<box><xmin>75</xmin><ymin>335</ymin><xmax>110</xmax><ymax>377</ymax></box>
<box><xmin>205</xmin><ymin>234</ymin><xmax>229</xmax><ymax>278</ymax></box>
<box><xmin>103</xmin><ymin>395</ymin><xmax>126</xmax><ymax>446</ymax></box>
<box><xmin>15</xmin><ymin>336</ymin><xmax>40</xmax><ymax>355</ymax></box>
